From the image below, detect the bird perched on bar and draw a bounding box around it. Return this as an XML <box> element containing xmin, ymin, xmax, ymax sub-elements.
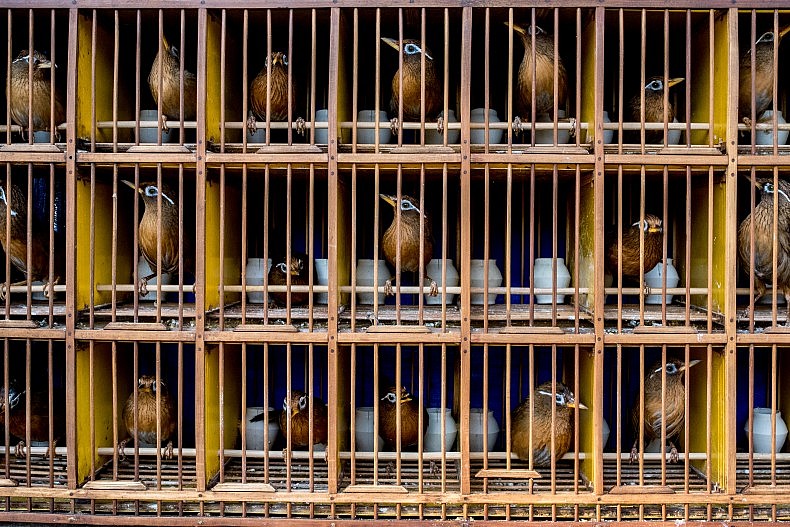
<box><xmin>148</xmin><ymin>34</ymin><xmax>197</xmax><ymax>133</ymax></box>
<box><xmin>605</xmin><ymin>214</ymin><xmax>664</xmax><ymax>282</ymax></box>
<box><xmin>630</xmin><ymin>357</ymin><xmax>699</xmax><ymax>464</ymax></box>
<box><xmin>511</xmin><ymin>381</ymin><xmax>586</xmax><ymax>467</ymax></box>
<box><xmin>7</xmin><ymin>49</ymin><xmax>65</xmax><ymax>141</ymax></box>
<box><xmin>0</xmin><ymin>181</ymin><xmax>56</xmax><ymax>300</ymax></box>
<box><xmin>261</xmin><ymin>390</ymin><xmax>327</xmax><ymax>448</ymax></box>
<box><xmin>268</xmin><ymin>253</ymin><xmax>309</xmax><ymax>306</ymax></box>
<box><xmin>738</xmin><ymin>177</ymin><xmax>790</xmax><ymax>320</ymax></box>
<box><xmin>381</xmin><ymin>37</ymin><xmax>441</xmax><ymax>132</ymax></box>
<box><xmin>121</xmin><ymin>375</ymin><xmax>177</xmax><ymax>459</ymax></box>
<box><xmin>122</xmin><ymin>180</ymin><xmax>191</xmax><ymax>297</ymax></box>
<box><xmin>247</xmin><ymin>52</ymin><xmax>296</xmax><ymax>137</ymax></box>
<box><xmin>628</xmin><ymin>76</ymin><xmax>684</xmax><ymax>144</ymax></box>
<box><xmin>0</xmin><ymin>384</ymin><xmax>65</xmax><ymax>459</ymax></box>
<box><xmin>379</xmin><ymin>386</ymin><xmax>428</xmax><ymax>450</ymax></box>
<box><xmin>380</xmin><ymin>194</ymin><xmax>437</xmax><ymax>297</ymax></box>
<box><xmin>739</xmin><ymin>26</ymin><xmax>790</xmax><ymax>127</ymax></box>
<box><xmin>506</xmin><ymin>22</ymin><xmax>567</xmax><ymax>121</ymax></box>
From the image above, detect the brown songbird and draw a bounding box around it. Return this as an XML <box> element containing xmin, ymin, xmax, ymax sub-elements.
<box><xmin>267</xmin><ymin>253</ymin><xmax>309</xmax><ymax>306</ymax></box>
<box><xmin>7</xmin><ymin>49</ymin><xmax>65</xmax><ymax>140</ymax></box>
<box><xmin>381</xmin><ymin>37</ymin><xmax>441</xmax><ymax>124</ymax></box>
<box><xmin>267</xmin><ymin>390</ymin><xmax>328</xmax><ymax>448</ymax></box>
<box><xmin>507</xmin><ymin>22</ymin><xmax>567</xmax><ymax>120</ymax></box>
<box><xmin>738</xmin><ymin>178</ymin><xmax>790</xmax><ymax>319</ymax></box>
<box><xmin>511</xmin><ymin>381</ymin><xmax>586</xmax><ymax>466</ymax></box>
<box><xmin>629</xmin><ymin>76</ymin><xmax>684</xmax><ymax>144</ymax></box>
<box><xmin>121</xmin><ymin>375</ymin><xmax>177</xmax><ymax>459</ymax></box>
<box><xmin>148</xmin><ymin>34</ymin><xmax>197</xmax><ymax>133</ymax></box>
<box><xmin>0</xmin><ymin>182</ymin><xmax>55</xmax><ymax>300</ymax></box>
<box><xmin>247</xmin><ymin>52</ymin><xmax>295</xmax><ymax>136</ymax></box>
<box><xmin>123</xmin><ymin>180</ymin><xmax>191</xmax><ymax>297</ymax></box>
<box><xmin>630</xmin><ymin>358</ymin><xmax>700</xmax><ymax>463</ymax></box>
<box><xmin>379</xmin><ymin>386</ymin><xmax>428</xmax><ymax>450</ymax></box>
<box><xmin>739</xmin><ymin>26</ymin><xmax>790</xmax><ymax>126</ymax></box>
<box><xmin>606</xmin><ymin>214</ymin><xmax>664</xmax><ymax>282</ymax></box>
<box><xmin>0</xmin><ymin>385</ymin><xmax>65</xmax><ymax>459</ymax></box>
<box><xmin>380</xmin><ymin>194</ymin><xmax>437</xmax><ymax>296</ymax></box>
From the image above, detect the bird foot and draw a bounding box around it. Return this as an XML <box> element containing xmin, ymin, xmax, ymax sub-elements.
<box><xmin>162</xmin><ymin>440</ymin><xmax>174</xmax><ymax>460</ymax></box>
<box><xmin>296</xmin><ymin>116</ymin><xmax>306</xmax><ymax>136</ymax></box>
<box><xmin>428</xmin><ymin>278</ymin><xmax>438</xmax><ymax>297</ymax></box>
<box><xmin>568</xmin><ymin>117</ymin><xmax>577</xmax><ymax>138</ymax></box>
<box><xmin>512</xmin><ymin>116</ymin><xmax>523</xmax><ymax>134</ymax></box>
<box><xmin>743</xmin><ymin>116</ymin><xmax>754</xmax><ymax>129</ymax></box>
<box><xmin>390</xmin><ymin>117</ymin><xmax>400</xmax><ymax>136</ymax></box>
<box><xmin>429</xmin><ymin>460</ymin><xmax>439</xmax><ymax>477</ymax></box>
<box><xmin>629</xmin><ymin>445</ymin><xmax>638</xmax><ymax>464</ymax></box>
<box><xmin>668</xmin><ymin>443</ymin><xmax>679</xmax><ymax>464</ymax></box>
<box><xmin>42</xmin><ymin>277</ymin><xmax>59</xmax><ymax>299</ymax></box>
<box><xmin>160</xmin><ymin>113</ymin><xmax>170</xmax><ymax>133</ymax></box>
<box><xmin>139</xmin><ymin>277</ymin><xmax>149</xmax><ymax>297</ymax></box>
<box><xmin>384</xmin><ymin>461</ymin><xmax>396</xmax><ymax>479</ymax></box>
<box><xmin>0</xmin><ymin>282</ymin><xmax>7</xmax><ymax>301</ymax></box>
<box><xmin>14</xmin><ymin>441</ymin><xmax>25</xmax><ymax>458</ymax></box>
<box><xmin>384</xmin><ymin>279</ymin><xmax>394</xmax><ymax>297</ymax></box>
<box><xmin>436</xmin><ymin>115</ymin><xmax>444</xmax><ymax>135</ymax></box>
<box><xmin>246</xmin><ymin>111</ymin><xmax>258</xmax><ymax>137</ymax></box>
<box><xmin>117</xmin><ymin>438</ymin><xmax>129</xmax><ymax>462</ymax></box>
<box><xmin>43</xmin><ymin>439</ymin><xmax>57</xmax><ymax>460</ymax></box>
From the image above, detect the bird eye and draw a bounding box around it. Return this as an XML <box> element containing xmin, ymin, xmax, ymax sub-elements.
<box><xmin>298</xmin><ymin>396</ymin><xmax>307</xmax><ymax>410</ymax></box>
<box><xmin>642</xmin><ymin>221</ymin><xmax>649</xmax><ymax>233</ymax></box>
<box><xmin>758</xmin><ymin>32</ymin><xmax>774</xmax><ymax>43</ymax></box>
<box><xmin>528</xmin><ymin>25</ymin><xmax>545</xmax><ymax>36</ymax></box>
<box><xmin>170</xmin><ymin>45</ymin><xmax>179</xmax><ymax>58</ymax></box>
<box><xmin>765</xmin><ymin>182</ymin><xmax>774</xmax><ymax>192</ymax></box>
<box><xmin>277</xmin><ymin>262</ymin><xmax>287</xmax><ymax>273</ymax></box>
<box><xmin>647</xmin><ymin>80</ymin><xmax>663</xmax><ymax>91</ymax></box>
<box><xmin>666</xmin><ymin>363</ymin><xmax>678</xmax><ymax>374</ymax></box>
<box><xmin>282</xmin><ymin>398</ymin><xmax>289</xmax><ymax>412</ymax></box>
<box><xmin>144</xmin><ymin>186</ymin><xmax>158</xmax><ymax>197</ymax></box>
<box><xmin>404</xmin><ymin>43</ymin><xmax>421</xmax><ymax>55</ymax></box>
<box><xmin>555</xmin><ymin>393</ymin><xmax>566</xmax><ymax>406</ymax></box>
<box><xmin>282</xmin><ymin>54</ymin><xmax>288</xmax><ymax>66</ymax></box>
<box><xmin>385</xmin><ymin>393</ymin><xmax>397</xmax><ymax>403</ymax></box>
<box><xmin>400</xmin><ymin>200</ymin><xmax>413</xmax><ymax>211</ymax></box>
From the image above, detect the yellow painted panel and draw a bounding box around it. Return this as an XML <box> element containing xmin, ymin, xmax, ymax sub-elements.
<box><xmin>221</xmin><ymin>347</ymin><xmax>241</xmax><ymax>458</ymax></box>
<box><xmin>580</xmin><ymin>11</ymin><xmax>596</xmax><ymax>145</ymax></box>
<box><xmin>575</xmin><ymin>174</ymin><xmax>596</xmax><ymax>310</ymax></box>
<box><xmin>687</xmin><ymin>175</ymin><xmax>726</xmax><ymax>312</ymax></box>
<box><xmin>76</xmin><ymin>12</ymin><xmax>113</xmax><ymax>142</ymax></box>
<box><xmin>203</xmin><ymin>344</ymin><xmax>241</xmax><ymax>484</ymax></box>
<box><xmin>688</xmin><ymin>347</ymin><xmax>726</xmax><ymax>488</ymax></box>
<box><xmin>576</xmin><ymin>347</ymin><xmax>596</xmax><ymax>485</ymax></box>
<box><xmin>204</xmin><ymin>176</ymin><xmax>241</xmax><ymax>311</ymax></box>
<box><xmin>205</xmin><ymin>12</ymin><xmax>222</xmax><ymax>145</ymax></box>
<box><xmin>690</xmin><ymin>12</ymin><xmax>729</xmax><ymax>145</ymax></box>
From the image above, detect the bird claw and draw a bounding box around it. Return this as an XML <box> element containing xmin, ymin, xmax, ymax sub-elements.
<box><xmin>568</xmin><ymin>117</ymin><xmax>577</xmax><ymax>137</ymax></box>
<box><xmin>668</xmin><ymin>444</ymin><xmax>679</xmax><ymax>464</ymax></box>
<box><xmin>139</xmin><ymin>278</ymin><xmax>149</xmax><ymax>297</ymax></box>
<box><xmin>118</xmin><ymin>438</ymin><xmax>129</xmax><ymax>462</ymax></box>
<box><xmin>512</xmin><ymin>116</ymin><xmax>523</xmax><ymax>134</ymax></box>
<box><xmin>428</xmin><ymin>279</ymin><xmax>438</xmax><ymax>297</ymax></box>
<box><xmin>384</xmin><ymin>461</ymin><xmax>396</xmax><ymax>479</ymax></box>
<box><xmin>429</xmin><ymin>460</ymin><xmax>439</xmax><ymax>477</ymax></box>
<box><xmin>743</xmin><ymin>116</ymin><xmax>754</xmax><ymax>129</ymax></box>
<box><xmin>162</xmin><ymin>440</ymin><xmax>174</xmax><ymax>460</ymax></box>
<box><xmin>0</xmin><ymin>282</ymin><xmax>7</xmax><ymax>301</ymax></box>
<box><xmin>160</xmin><ymin>113</ymin><xmax>170</xmax><ymax>133</ymax></box>
<box><xmin>42</xmin><ymin>439</ymin><xmax>57</xmax><ymax>460</ymax></box>
<box><xmin>436</xmin><ymin>115</ymin><xmax>444</xmax><ymax>135</ymax></box>
<box><xmin>390</xmin><ymin>117</ymin><xmax>400</xmax><ymax>136</ymax></box>
<box><xmin>246</xmin><ymin>112</ymin><xmax>258</xmax><ymax>137</ymax></box>
<box><xmin>629</xmin><ymin>445</ymin><xmax>638</xmax><ymax>464</ymax></box>
<box><xmin>14</xmin><ymin>441</ymin><xmax>25</xmax><ymax>458</ymax></box>
<box><xmin>296</xmin><ymin>117</ymin><xmax>306</xmax><ymax>136</ymax></box>
<box><xmin>384</xmin><ymin>279</ymin><xmax>394</xmax><ymax>297</ymax></box>
<box><xmin>43</xmin><ymin>278</ymin><xmax>58</xmax><ymax>299</ymax></box>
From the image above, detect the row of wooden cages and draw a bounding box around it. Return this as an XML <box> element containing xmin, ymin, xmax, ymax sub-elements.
<box><xmin>2</xmin><ymin>1</ymin><xmax>790</xmax><ymax>525</ymax></box>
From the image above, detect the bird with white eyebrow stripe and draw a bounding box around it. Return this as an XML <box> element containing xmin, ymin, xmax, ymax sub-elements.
<box><xmin>7</xmin><ymin>49</ymin><xmax>65</xmax><ymax>141</ymax></box>
<box><xmin>122</xmin><ymin>180</ymin><xmax>193</xmax><ymax>297</ymax></box>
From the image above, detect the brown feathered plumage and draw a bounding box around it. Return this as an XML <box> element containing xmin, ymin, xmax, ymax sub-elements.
<box><xmin>268</xmin><ymin>253</ymin><xmax>309</xmax><ymax>306</ymax></box>
<box><xmin>123</xmin><ymin>180</ymin><xmax>192</xmax><ymax>295</ymax></box>
<box><xmin>511</xmin><ymin>381</ymin><xmax>585</xmax><ymax>466</ymax></box>
<box><xmin>275</xmin><ymin>390</ymin><xmax>328</xmax><ymax>448</ymax></box>
<box><xmin>148</xmin><ymin>35</ymin><xmax>197</xmax><ymax>131</ymax></box>
<box><xmin>7</xmin><ymin>50</ymin><xmax>65</xmax><ymax>139</ymax></box>
<box><xmin>739</xmin><ymin>27</ymin><xmax>790</xmax><ymax>124</ymax></box>
<box><xmin>738</xmin><ymin>178</ymin><xmax>790</xmax><ymax>318</ymax></box>
<box><xmin>122</xmin><ymin>375</ymin><xmax>176</xmax><ymax>458</ymax></box>
<box><xmin>379</xmin><ymin>386</ymin><xmax>428</xmax><ymax>450</ymax></box>
<box><xmin>631</xmin><ymin>358</ymin><xmax>699</xmax><ymax>463</ymax></box>
<box><xmin>0</xmin><ymin>182</ymin><xmax>53</xmax><ymax>300</ymax></box>
<box><xmin>247</xmin><ymin>52</ymin><xmax>294</xmax><ymax>136</ymax></box>
<box><xmin>382</xmin><ymin>38</ymin><xmax>441</xmax><ymax>121</ymax></box>
<box><xmin>0</xmin><ymin>385</ymin><xmax>65</xmax><ymax>458</ymax></box>
<box><xmin>629</xmin><ymin>77</ymin><xmax>684</xmax><ymax>144</ymax></box>
<box><xmin>380</xmin><ymin>194</ymin><xmax>436</xmax><ymax>296</ymax></box>
<box><xmin>508</xmin><ymin>23</ymin><xmax>567</xmax><ymax>119</ymax></box>
<box><xmin>606</xmin><ymin>213</ymin><xmax>664</xmax><ymax>281</ymax></box>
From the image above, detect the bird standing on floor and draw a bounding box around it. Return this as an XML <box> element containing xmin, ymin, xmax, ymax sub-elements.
<box><xmin>605</xmin><ymin>214</ymin><xmax>664</xmax><ymax>282</ymax></box>
<box><xmin>0</xmin><ymin>182</ymin><xmax>55</xmax><ymax>300</ymax></box>
<box><xmin>629</xmin><ymin>77</ymin><xmax>684</xmax><ymax>144</ymax></box>
<box><xmin>379</xmin><ymin>386</ymin><xmax>428</xmax><ymax>450</ymax></box>
<box><xmin>7</xmin><ymin>49</ymin><xmax>65</xmax><ymax>141</ymax></box>
<box><xmin>267</xmin><ymin>253</ymin><xmax>309</xmax><ymax>306</ymax></box>
<box><xmin>247</xmin><ymin>52</ymin><xmax>295</xmax><ymax>137</ymax></box>
<box><xmin>630</xmin><ymin>358</ymin><xmax>699</xmax><ymax>464</ymax></box>
<box><xmin>123</xmin><ymin>180</ymin><xmax>191</xmax><ymax>297</ymax></box>
<box><xmin>265</xmin><ymin>390</ymin><xmax>328</xmax><ymax>448</ymax></box>
<box><xmin>148</xmin><ymin>35</ymin><xmax>197</xmax><ymax>133</ymax></box>
<box><xmin>739</xmin><ymin>26</ymin><xmax>790</xmax><ymax>126</ymax></box>
<box><xmin>121</xmin><ymin>375</ymin><xmax>177</xmax><ymax>459</ymax></box>
<box><xmin>507</xmin><ymin>22</ymin><xmax>567</xmax><ymax>121</ymax></box>
<box><xmin>380</xmin><ymin>194</ymin><xmax>437</xmax><ymax>296</ymax></box>
<box><xmin>382</xmin><ymin>37</ymin><xmax>441</xmax><ymax>132</ymax></box>
<box><xmin>0</xmin><ymin>384</ymin><xmax>65</xmax><ymax>459</ymax></box>
<box><xmin>511</xmin><ymin>381</ymin><xmax>586</xmax><ymax>466</ymax></box>
<box><xmin>738</xmin><ymin>178</ymin><xmax>790</xmax><ymax>320</ymax></box>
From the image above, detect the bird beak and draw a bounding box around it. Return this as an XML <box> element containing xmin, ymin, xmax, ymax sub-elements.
<box><xmin>567</xmin><ymin>401</ymin><xmax>588</xmax><ymax>410</ymax></box>
<box><xmin>290</xmin><ymin>268</ymin><xmax>300</xmax><ymax>276</ymax></box>
<box><xmin>291</xmin><ymin>408</ymin><xmax>299</xmax><ymax>417</ymax></box>
<box><xmin>504</xmin><ymin>21</ymin><xmax>527</xmax><ymax>36</ymax></box>
<box><xmin>121</xmin><ymin>179</ymin><xmax>142</xmax><ymax>194</ymax></box>
<box><xmin>161</xmin><ymin>35</ymin><xmax>170</xmax><ymax>50</ymax></box>
<box><xmin>667</xmin><ymin>78</ymin><xmax>684</xmax><ymax>88</ymax></box>
<box><xmin>402</xmin><ymin>396</ymin><xmax>412</xmax><ymax>403</ymax></box>
<box><xmin>381</xmin><ymin>37</ymin><xmax>401</xmax><ymax>52</ymax></box>
<box><xmin>37</xmin><ymin>59</ymin><xmax>52</xmax><ymax>69</ymax></box>
<box><xmin>780</xmin><ymin>25</ymin><xmax>790</xmax><ymax>40</ymax></box>
<box><xmin>380</xmin><ymin>194</ymin><xmax>397</xmax><ymax>207</ymax></box>
<box><xmin>679</xmin><ymin>359</ymin><xmax>701</xmax><ymax>372</ymax></box>
<box><xmin>648</xmin><ymin>225</ymin><xmax>663</xmax><ymax>234</ymax></box>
